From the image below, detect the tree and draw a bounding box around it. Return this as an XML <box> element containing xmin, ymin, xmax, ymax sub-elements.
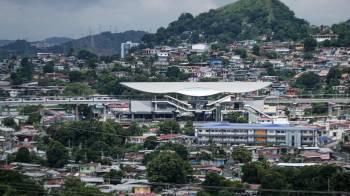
<box><xmin>331</xmin><ymin>172</ymin><xmax>350</xmax><ymax>192</ymax></box>
<box><xmin>46</xmin><ymin>140</ymin><xmax>69</xmax><ymax>168</ymax></box>
<box><xmin>143</xmin><ymin>136</ymin><xmax>158</xmax><ymax>150</ymax></box>
<box><xmin>182</xmin><ymin>121</ymin><xmax>195</xmax><ymax>136</ymax></box>
<box><xmin>232</xmin><ymin>146</ymin><xmax>252</xmax><ymax>163</ymax></box>
<box><xmin>64</xmin><ymin>83</ymin><xmax>95</xmax><ymax>96</ymax></box>
<box><xmin>326</xmin><ymin>67</ymin><xmax>341</xmax><ymax>86</ymax></box>
<box><xmin>234</xmin><ymin>48</ymin><xmax>247</xmax><ymax>59</ymax></box>
<box><xmin>47</xmin><ymin>120</ymin><xmax>127</xmax><ymax>163</ymax></box>
<box><xmin>303</xmin><ymin>37</ymin><xmax>318</xmax><ymax>52</ymax></box>
<box><xmin>67</xmin><ymin>48</ymin><xmax>74</xmax><ymax>56</ymax></box>
<box><xmin>69</xmin><ymin>71</ymin><xmax>83</xmax><ymax>82</ymax></box>
<box><xmin>218</xmin><ymin>189</ymin><xmax>234</xmax><ymax>196</ymax></box>
<box><xmin>2</xmin><ymin>117</ymin><xmax>17</xmax><ymax>129</ymax></box>
<box><xmin>242</xmin><ymin>162</ymin><xmax>268</xmax><ymax>184</ymax></box>
<box><xmin>165</xmin><ymin>66</ymin><xmax>188</xmax><ymax>81</ymax></box>
<box><xmin>203</xmin><ymin>172</ymin><xmax>226</xmax><ymax>187</ymax></box>
<box><xmin>27</xmin><ymin>112</ymin><xmax>42</xmax><ymax>124</ymax></box>
<box><xmin>227</xmin><ymin>112</ymin><xmax>248</xmax><ymax>123</ymax></box>
<box><xmin>60</xmin><ymin>178</ymin><xmax>107</xmax><ymax>196</ymax></box>
<box><xmin>263</xmin><ymin>62</ymin><xmax>277</xmax><ymax>76</ymax></box>
<box><xmin>303</xmin><ymin>52</ymin><xmax>314</xmax><ymax>60</ymax></box>
<box><xmin>127</xmin><ymin>122</ymin><xmax>144</xmax><ymax>136</ymax></box>
<box><xmin>42</xmin><ymin>61</ymin><xmax>54</xmax><ymax>73</ymax></box>
<box><xmin>104</xmin><ymin>169</ymin><xmax>123</xmax><ymax>185</ymax></box>
<box><xmin>158</xmin><ymin>143</ymin><xmax>189</xmax><ymax>160</ymax></box>
<box><xmin>158</xmin><ymin>120</ymin><xmax>181</xmax><ymax>134</ymax></box>
<box><xmin>264</xmin><ymin>51</ymin><xmax>278</xmax><ymax>59</ymax></box>
<box><xmin>0</xmin><ymin>89</ymin><xmax>9</xmax><ymax>97</ymax></box>
<box><xmin>197</xmin><ymin>190</ymin><xmax>212</xmax><ymax>196</ymax></box>
<box><xmin>308</xmin><ymin>103</ymin><xmax>328</xmax><ymax>115</ymax></box>
<box><xmin>146</xmin><ymin>152</ymin><xmax>192</xmax><ymax>183</ymax></box>
<box><xmin>15</xmin><ymin>147</ymin><xmax>31</xmax><ymax>163</ymax></box>
<box><xmin>0</xmin><ymin>170</ymin><xmax>46</xmax><ymax>196</ymax></box>
<box><xmin>20</xmin><ymin>57</ymin><xmax>34</xmax><ymax>82</ymax></box>
<box><xmin>10</xmin><ymin>57</ymin><xmax>34</xmax><ymax>85</ymax></box>
<box><xmin>252</xmin><ymin>44</ymin><xmax>260</xmax><ymax>56</ymax></box>
<box><xmin>260</xmin><ymin>171</ymin><xmax>288</xmax><ymax>190</ymax></box>
<box><xmin>77</xmin><ymin>50</ymin><xmax>98</xmax><ymax>61</ymax></box>
<box><xmin>202</xmin><ymin>173</ymin><xmax>241</xmax><ymax>194</ymax></box>
<box><xmin>196</xmin><ymin>152</ymin><xmax>212</xmax><ymax>161</ymax></box>
<box><xmin>10</xmin><ymin>72</ymin><xmax>24</xmax><ymax>85</ymax></box>
<box><xmin>296</xmin><ymin>72</ymin><xmax>320</xmax><ymax>89</ymax></box>
<box><xmin>21</xmin><ymin>105</ymin><xmax>42</xmax><ymax>124</ymax></box>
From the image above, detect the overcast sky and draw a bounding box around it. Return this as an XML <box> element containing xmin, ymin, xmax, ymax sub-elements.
<box><xmin>0</xmin><ymin>0</ymin><xmax>349</xmax><ymax>41</ymax></box>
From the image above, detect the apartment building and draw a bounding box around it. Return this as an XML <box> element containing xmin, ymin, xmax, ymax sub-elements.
<box><xmin>195</xmin><ymin>123</ymin><xmax>319</xmax><ymax>148</ymax></box>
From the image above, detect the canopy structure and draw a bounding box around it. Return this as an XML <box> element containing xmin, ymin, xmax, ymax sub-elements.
<box><xmin>121</xmin><ymin>82</ymin><xmax>272</xmax><ymax>97</ymax></box>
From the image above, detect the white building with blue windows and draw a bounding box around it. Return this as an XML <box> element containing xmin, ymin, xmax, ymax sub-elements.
<box><xmin>195</xmin><ymin>123</ymin><xmax>319</xmax><ymax>148</ymax></box>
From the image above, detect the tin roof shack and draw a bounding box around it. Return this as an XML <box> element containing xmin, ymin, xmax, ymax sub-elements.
<box><xmin>299</xmin><ymin>147</ymin><xmax>333</xmax><ymax>162</ymax></box>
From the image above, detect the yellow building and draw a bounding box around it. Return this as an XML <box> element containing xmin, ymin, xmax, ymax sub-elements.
<box><xmin>134</xmin><ymin>186</ymin><xmax>151</xmax><ymax>194</ymax></box>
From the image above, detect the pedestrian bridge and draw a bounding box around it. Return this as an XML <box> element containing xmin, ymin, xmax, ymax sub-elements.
<box><xmin>1</xmin><ymin>95</ymin><xmax>350</xmax><ymax>106</ymax></box>
<box><xmin>0</xmin><ymin>96</ymin><xmax>121</xmax><ymax>106</ymax></box>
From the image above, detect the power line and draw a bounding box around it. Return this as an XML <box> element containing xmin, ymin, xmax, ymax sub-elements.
<box><xmin>54</xmin><ymin>124</ymin><xmax>131</xmax><ymax>138</ymax></box>
<box><xmin>1</xmin><ymin>168</ymin><xmax>349</xmax><ymax>195</ymax></box>
<box><xmin>0</xmin><ymin>183</ymin><xmax>108</xmax><ymax>196</ymax></box>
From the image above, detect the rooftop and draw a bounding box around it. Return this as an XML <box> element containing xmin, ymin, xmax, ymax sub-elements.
<box><xmin>121</xmin><ymin>82</ymin><xmax>272</xmax><ymax>97</ymax></box>
<box><xmin>196</xmin><ymin>122</ymin><xmax>318</xmax><ymax>131</ymax></box>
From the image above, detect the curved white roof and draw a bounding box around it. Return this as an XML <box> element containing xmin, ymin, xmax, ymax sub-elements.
<box><xmin>121</xmin><ymin>82</ymin><xmax>272</xmax><ymax>97</ymax></box>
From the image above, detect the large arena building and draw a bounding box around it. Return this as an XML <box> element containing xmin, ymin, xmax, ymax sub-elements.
<box><xmin>115</xmin><ymin>82</ymin><xmax>272</xmax><ymax>122</ymax></box>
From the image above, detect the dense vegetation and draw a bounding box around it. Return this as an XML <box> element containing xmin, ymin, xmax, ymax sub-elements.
<box><xmin>0</xmin><ymin>31</ymin><xmax>146</xmax><ymax>58</ymax></box>
<box><xmin>323</xmin><ymin>20</ymin><xmax>350</xmax><ymax>47</ymax></box>
<box><xmin>46</xmin><ymin>120</ymin><xmax>129</xmax><ymax>163</ymax></box>
<box><xmin>0</xmin><ymin>170</ymin><xmax>46</xmax><ymax>196</ymax></box>
<box><xmin>0</xmin><ymin>170</ymin><xmax>109</xmax><ymax>196</ymax></box>
<box><xmin>146</xmin><ymin>152</ymin><xmax>192</xmax><ymax>183</ymax></box>
<box><xmin>143</xmin><ymin>0</ymin><xmax>310</xmax><ymax>45</ymax></box>
<box><xmin>242</xmin><ymin>162</ymin><xmax>350</xmax><ymax>194</ymax></box>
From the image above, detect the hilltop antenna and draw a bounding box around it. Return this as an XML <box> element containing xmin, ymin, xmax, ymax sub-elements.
<box><xmin>98</xmin><ymin>24</ymin><xmax>102</xmax><ymax>34</ymax></box>
<box><xmin>89</xmin><ymin>27</ymin><xmax>95</xmax><ymax>48</ymax></box>
<box><xmin>114</xmin><ymin>25</ymin><xmax>118</xmax><ymax>33</ymax></box>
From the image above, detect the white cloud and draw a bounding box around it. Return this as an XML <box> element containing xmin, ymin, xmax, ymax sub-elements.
<box><xmin>0</xmin><ymin>0</ymin><xmax>349</xmax><ymax>40</ymax></box>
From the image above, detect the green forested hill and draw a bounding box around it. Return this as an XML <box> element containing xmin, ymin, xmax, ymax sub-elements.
<box><xmin>143</xmin><ymin>0</ymin><xmax>310</xmax><ymax>45</ymax></box>
<box><xmin>329</xmin><ymin>19</ymin><xmax>350</xmax><ymax>47</ymax></box>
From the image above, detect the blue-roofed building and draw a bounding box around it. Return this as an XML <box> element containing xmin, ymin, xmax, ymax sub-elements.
<box><xmin>195</xmin><ymin>122</ymin><xmax>319</xmax><ymax>148</ymax></box>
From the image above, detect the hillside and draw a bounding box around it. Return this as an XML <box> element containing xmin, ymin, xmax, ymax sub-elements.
<box><xmin>49</xmin><ymin>30</ymin><xmax>146</xmax><ymax>56</ymax></box>
<box><xmin>143</xmin><ymin>0</ymin><xmax>310</xmax><ymax>45</ymax></box>
<box><xmin>0</xmin><ymin>40</ymin><xmax>14</xmax><ymax>47</ymax></box>
<box><xmin>0</xmin><ymin>31</ymin><xmax>146</xmax><ymax>57</ymax></box>
<box><xmin>40</xmin><ymin>37</ymin><xmax>72</xmax><ymax>45</ymax></box>
<box><xmin>329</xmin><ymin>19</ymin><xmax>350</xmax><ymax>47</ymax></box>
<box><xmin>1</xmin><ymin>40</ymin><xmax>39</xmax><ymax>56</ymax></box>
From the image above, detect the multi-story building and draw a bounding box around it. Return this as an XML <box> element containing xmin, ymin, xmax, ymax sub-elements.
<box><xmin>119</xmin><ymin>82</ymin><xmax>271</xmax><ymax>122</ymax></box>
<box><xmin>121</xmin><ymin>41</ymin><xmax>140</xmax><ymax>59</ymax></box>
<box><xmin>195</xmin><ymin>123</ymin><xmax>319</xmax><ymax>148</ymax></box>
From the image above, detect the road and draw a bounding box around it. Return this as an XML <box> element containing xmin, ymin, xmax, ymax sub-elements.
<box><xmin>1</xmin><ymin>96</ymin><xmax>350</xmax><ymax>106</ymax></box>
<box><xmin>265</xmin><ymin>98</ymin><xmax>350</xmax><ymax>104</ymax></box>
<box><xmin>0</xmin><ymin>96</ymin><xmax>122</xmax><ymax>106</ymax></box>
